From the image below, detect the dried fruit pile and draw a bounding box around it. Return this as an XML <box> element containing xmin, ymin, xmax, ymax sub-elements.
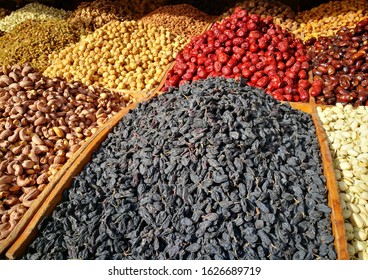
<box><xmin>317</xmin><ymin>105</ymin><xmax>368</xmax><ymax>260</ymax></box>
<box><xmin>308</xmin><ymin>19</ymin><xmax>368</xmax><ymax>106</ymax></box>
<box><xmin>23</xmin><ymin>78</ymin><xmax>335</xmax><ymax>260</ymax></box>
<box><xmin>0</xmin><ymin>19</ymin><xmax>85</xmax><ymax>72</ymax></box>
<box><xmin>44</xmin><ymin>20</ymin><xmax>187</xmax><ymax>91</ymax></box>
<box><xmin>0</xmin><ymin>63</ymin><xmax>132</xmax><ymax>241</ymax></box>
<box><xmin>141</xmin><ymin>4</ymin><xmax>215</xmax><ymax>38</ymax></box>
<box><xmin>162</xmin><ymin>8</ymin><xmax>311</xmax><ymax>102</ymax></box>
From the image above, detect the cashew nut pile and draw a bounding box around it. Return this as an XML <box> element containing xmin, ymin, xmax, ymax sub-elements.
<box><xmin>44</xmin><ymin>20</ymin><xmax>187</xmax><ymax>92</ymax></box>
<box><xmin>0</xmin><ymin>63</ymin><xmax>132</xmax><ymax>241</ymax></box>
<box><xmin>317</xmin><ymin>104</ymin><xmax>368</xmax><ymax>260</ymax></box>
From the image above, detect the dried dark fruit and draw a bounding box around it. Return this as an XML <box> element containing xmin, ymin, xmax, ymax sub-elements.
<box><xmin>23</xmin><ymin>77</ymin><xmax>335</xmax><ymax>260</ymax></box>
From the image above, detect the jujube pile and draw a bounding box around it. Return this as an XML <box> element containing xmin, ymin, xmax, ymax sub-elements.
<box><xmin>23</xmin><ymin>78</ymin><xmax>335</xmax><ymax>260</ymax></box>
<box><xmin>162</xmin><ymin>8</ymin><xmax>311</xmax><ymax>102</ymax></box>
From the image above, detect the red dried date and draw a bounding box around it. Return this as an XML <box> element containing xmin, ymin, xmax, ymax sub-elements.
<box><xmin>256</xmin><ymin>76</ymin><xmax>269</xmax><ymax>88</ymax></box>
<box><xmin>163</xmin><ymin>8</ymin><xmax>311</xmax><ymax>101</ymax></box>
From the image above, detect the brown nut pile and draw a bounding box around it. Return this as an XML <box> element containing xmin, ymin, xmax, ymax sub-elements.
<box><xmin>293</xmin><ymin>0</ymin><xmax>368</xmax><ymax>42</ymax></box>
<box><xmin>0</xmin><ymin>63</ymin><xmax>132</xmax><ymax>241</ymax></box>
<box><xmin>219</xmin><ymin>0</ymin><xmax>296</xmax><ymax>30</ymax></box>
<box><xmin>141</xmin><ymin>4</ymin><xmax>215</xmax><ymax>38</ymax></box>
<box><xmin>44</xmin><ymin>20</ymin><xmax>188</xmax><ymax>92</ymax></box>
<box><xmin>0</xmin><ymin>19</ymin><xmax>86</xmax><ymax>72</ymax></box>
<box><xmin>67</xmin><ymin>0</ymin><xmax>134</xmax><ymax>32</ymax></box>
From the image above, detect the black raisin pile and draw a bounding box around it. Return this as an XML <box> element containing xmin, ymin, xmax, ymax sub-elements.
<box><xmin>22</xmin><ymin>77</ymin><xmax>336</xmax><ymax>260</ymax></box>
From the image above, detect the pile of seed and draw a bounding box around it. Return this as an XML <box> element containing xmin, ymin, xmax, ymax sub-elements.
<box><xmin>44</xmin><ymin>20</ymin><xmax>187</xmax><ymax>91</ymax></box>
<box><xmin>23</xmin><ymin>78</ymin><xmax>336</xmax><ymax>260</ymax></box>
<box><xmin>317</xmin><ymin>105</ymin><xmax>368</xmax><ymax>260</ymax></box>
<box><xmin>67</xmin><ymin>0</ymin><xmax>134</xmax><ymax>32</ymax></box>
<box><xmin>219</xmin><ymin>0</ymin><xmax>296</xmax><ymax>31</ymax></box>
<box><xmin>0</xmin><ymin>3</ymin><xmax>70</xmax><ymax>32</ymax></box>
<box><xmin>293</xmin><ymin>0</ymin><xmax>368</xmax><ymax>42</ymax></box>
<box><xmin>0</xmin><ymin>19</ymin><xmax>85</xmax><ymax>72</ymax></box>
<box><xmin>0</xmin><ymin>63</ymin><xmax>132</xmax><ymax>242</ymax></box>
<box><xmin>141</xmin><ymin>4</ymin><xmax>215</xmax><ymax>38</ymax></box>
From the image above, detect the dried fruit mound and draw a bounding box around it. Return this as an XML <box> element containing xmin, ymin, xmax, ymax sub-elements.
<box><xmin>23</xmin><ymin>78</ymin><xmax>335</xmax><ymax>260</ymax></box>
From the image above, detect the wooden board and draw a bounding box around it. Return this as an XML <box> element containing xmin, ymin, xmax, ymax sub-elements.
<box><xmin>0</xmin><ymin>90</ymin><xmax>144</xmax><ymax>256</ymax></box>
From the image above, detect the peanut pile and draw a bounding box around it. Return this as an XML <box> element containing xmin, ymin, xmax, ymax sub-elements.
<box><xmin>317</xmin><ymin>104</ymin><xmax>368</xmax><ymax>260</ymax></box>
<box><xmin>0</xmin><ymin>63</ymin><xmax>132</xmax><ymax>241</ymax></box>
<box><xmin>141</xmin><ymin>4</ymin><xmax>215</xmax><ymax>38</ymax></box>
<box><xmin>44</xmin><ymin>20</ymin><xmax>187</xmax><ymax>92</ymax></box>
